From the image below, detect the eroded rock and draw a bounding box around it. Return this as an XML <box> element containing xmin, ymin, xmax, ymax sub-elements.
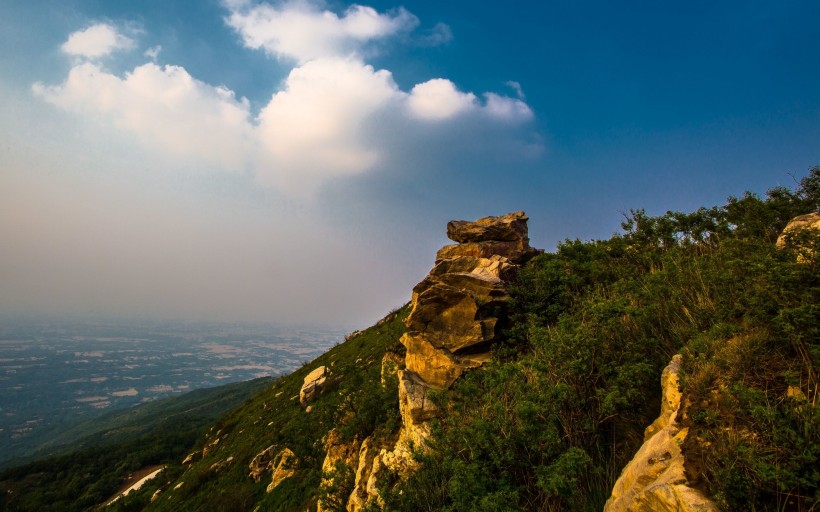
<box><xmin>446</xmin><ymin>211</ymin><xmax>530</xmax><ymax>243</ymax></box>
<box><xmin>776</xmin><ymin>212</ymin><xmax>820</xmax><ymax>263</ymax></box>
<box><xmin>267</xmin><ymin>448</ymin><xmax>298</xmax><ymax>492</ymax></box>
<box><xmin>300</xmin><ymin>366</ymin><xmax>328</xmax><ymax>406</ymax></box>
<box><xmin>350</xmin><ymin>212</ymin><xmax>539</xmax><ymax>507</ymax></box>
<box><xmin>604</xmin><ymin>355</ymin><xmax>719</xmax><ymax>512</ymax></box>
<box><xmin>317</xmin><ymin>429</ymin><xmax>361</xmax><ymax>512</ymax></box>
<box><xmin>249</xmin><ymin>446</ymin><xmax>298</xmax><ymax>493</ymax></box>
<box><xmin>248</xmin><ymin>445</ymin><xmax>277</xmax><ymax>483</ymax></box>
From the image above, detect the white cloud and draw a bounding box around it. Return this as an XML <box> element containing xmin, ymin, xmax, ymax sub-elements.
<box><xmin>33</xmin><ymin>62</ymin><xmax>253</xmax><ymax>169</ymax></box>
<box><xmin>483</xmin><ymin>93</ymin><xmax>534</xmax><ymax>122</ymax></box>
<box><xmin>61</xmin><ymin>23</ymin><xmax>135</xmax><ymax>59</ymax></box>
<box><xmin>34</xmin><ymin>4</ymin><xmax>539</xmax><ymax>194</ymax></box>
<box><xmin>224</xmin><ymin>0</ymin><xmax>418</xmax><ymax>62</ymax></box>
<box><xmin>256</xmin><ymin>57</ymin><xmax>402</xmax><ymax>187</ymax></box>
<box><xmin>406</xmin><ymin>78</ymin><xmax>477</xmax><ymax>120</ymax></box>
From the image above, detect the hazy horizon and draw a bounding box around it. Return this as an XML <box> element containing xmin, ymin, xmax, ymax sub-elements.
<box><xmin>2</xmin><ymin>0</ymin><xmax>818</xmax><ymax>327</ymax></box>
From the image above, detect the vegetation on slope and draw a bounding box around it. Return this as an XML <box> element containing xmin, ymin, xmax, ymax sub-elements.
<box><xmin>0</xmin><ymin>377</ymin><xmax>273</xmax><ymax>511</ymax></box>
<box><xmin>384</xmin><ymin>168</ymin><xmax>819</xmax><ymax>511</ymax></box>
<box><xmin>116</xmin><ymin>307</ymin><xmax>408</xmax><ymax>512</ymax></box>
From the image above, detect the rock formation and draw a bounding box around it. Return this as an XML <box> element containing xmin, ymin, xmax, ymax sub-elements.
<box><xmin>776</xmin><ymin>212</ymin><xmax>820</xmax><ymax>247</ymax></box>
<box><xmin>317</xmin><ymin>429</ymin><xmax>362</xmax><ymax>512</ymax></box>
<box><xmin>604</xmin><ymin>355</ymin><xmax>718</xmax><ymax>512</ymax></box>
<box><xmin>300</xmin><ymin>366</ymin><xmax>328</xmax><ymax>406</ymax></box>
<box><xmin>776</xmin><ymin>212</ymin><xmax>820</xmax><ymax>263</ymax></box>
<box><xmin>248</xmin><ymin>446</ymin><xmax>298</xmax><ymax>493</ymax></box>
<box><xmin>340</xmin><ymin>212</ymin><xmax>539</xmax><ymax>510</ymax></box>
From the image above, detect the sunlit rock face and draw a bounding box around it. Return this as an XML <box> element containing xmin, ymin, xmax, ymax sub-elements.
<box><xmin>776</xmin><ymin>212</ymin><xmax>820</xmax><ymax>263</ymax></box>
<box><xmin>248</xmin><ymin>446</ymin><xmax>298</xmax><ymax>493</ymax></box>
<box><xmin>300</xmin><ymin>365</ymin><xmax>328</xmax><ymax>406</ymax></box>
<box><xmin>604</xmin><ymin>355</ymin><xmax>719</xmax><ymax>512</ymax></box>
<box><xmin>402</xmin><ymin>211</ymin><xmax>538</xmax><ymax>389</ymax></box>
<box><xmin>344</xmin><ymin>212</ymin><xmax>540</xmax><ymax>510</ymax></box>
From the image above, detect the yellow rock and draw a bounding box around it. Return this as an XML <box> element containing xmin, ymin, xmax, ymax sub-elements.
<box><xmin>605</xmin><ymin>355</ymin><xmax>719</xmax><ymax>512</ymax></box>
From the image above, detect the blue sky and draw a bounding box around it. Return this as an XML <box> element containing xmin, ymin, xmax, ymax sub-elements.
<box><xmin>1</xmin><ymin>0</ymin><xmax>818</xmax><ymax>327</ymax></box>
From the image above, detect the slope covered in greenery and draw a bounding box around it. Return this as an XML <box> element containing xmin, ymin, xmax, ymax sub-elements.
<box><xmin>110</xmin><ymin>307</ymin><xmax>409</xmax><ymax>512</ymax></box>
<box><xmin>0</xmin><ymin>377</ymin><xmax>273</xmax><ymax>511</ymax></box>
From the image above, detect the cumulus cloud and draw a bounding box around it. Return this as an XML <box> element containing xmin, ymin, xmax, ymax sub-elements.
<box><xmin>33</xmin><ymin>63</ymin><xmax>253</xmax><ymax>169</ymax></box>
<box><xmin>224</xmin><ymin>0</ymin><xmax>418</xmax><ymax>62</ymax></box>
<box><xmin>256</xmin><ymin>57</ymin><xmax>402</xmax><ymax>186</ymax></box>
<box><xmin>407</xmin><ymin>78</ymin><xmax>476</xmax><ymax>120</ymax></box>
<box><xmin>483</xmin><ymin>92</ymin><xmax>534</xmax><ymax>122</ymax></box>
<box><xmin>34</xmin><ymin>2</ymin><xmax>538</xmax><ymax>194</ymax></box>
<box><xmin>61</xmin><ymin>23</ymin><xmax>135</xmax><ymax>58</ymax></box>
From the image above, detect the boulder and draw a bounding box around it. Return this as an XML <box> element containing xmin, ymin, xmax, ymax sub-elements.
<box><xmin>248</xmin><ymin>445</ymin><xmax>277</xmax><ymax>483</ymax></box>
<box><xmin>300</xmin><ymin>366</ymin><xmax>328</xmax><ymax>406</ymax></box>
<box><xmin>249</xmin><ymin>446</ymin><xmax>298</xmax><ymax>493</ymax></box>
<box><xmin>605</xmin><ymin>355</ymin><xmax>718</xmax><ymax>512</ymax></box>
<box><xmin>776</xmin><ymin>212</ymin><xmax>820</xmax><ymax>248</ymax></box>
<box><xmin>446</xmin><ymin>211</ymin><xmax>530</xmax><ymax>243</ymax></box>
<box><xmin>776</xmin><ymin>212</ymin><xmax>820</xmax><ymax>263</ymax></box>
<box><xmin>267</xmin><ymin>448</ymin><xmax>298</xmax><ymax>492</ymax></box>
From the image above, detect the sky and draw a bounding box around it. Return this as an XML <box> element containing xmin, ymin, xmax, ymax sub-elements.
<box><xmin>1</xmin><ymin>0</ymin><xmax>819</xmax><ymax>328</ymax></box>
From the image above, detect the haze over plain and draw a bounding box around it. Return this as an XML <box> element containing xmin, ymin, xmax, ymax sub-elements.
<box><xmin>1</xmin><ymin>0</ymin><xmax>818</xmax><ymax>327</ymax></box>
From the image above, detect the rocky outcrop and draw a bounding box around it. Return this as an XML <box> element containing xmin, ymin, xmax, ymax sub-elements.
<box><xmin>399</xmin><ymin>212</ymin><xmax>536</xmax><ymax>430</ymax></box>
<box><xmin>268</xmin><ymin>448</ymin><xmax>298</xmax><ymax>492</ymax></box>
<box><xmin>317</xmin><ymin>429</ymin><xmax>361</xmax><ymax>512</ymax></box>
<box><xmin>348</xmin><ymin>438</ymin><xmax>378</xmax><ymax>511</ymax></box>
<box><xmin>248</xmin><ymin>446</ymin><xmax>298</xmax><ymax>493</ymax></box>
<box><xmin>776</xmin><ymin>212</ymin><xmax>820</xmax><ymax>263</ymax></box>
<box><xmin>342</xmin><ymin>212</ymin><xmax>538</xmax><ymax>511</ymax></box>
<box><xmin>248</xmin><ymin>445</ymin><xmax>277</xmax><ymax>482</ymax></box>
<box><xmin>402</xmin><ymin>211</ymin><xmax>536</xmax><ymax>391</ymax></box>
<box><xmin>604</xmin><ymin>355</ymin><xmax>718</xmax><ymax>512</ymax></box>
<box><xmin>776</xmin><ymin>212</ymin><xmax>820</xmax><ymax>247</ymax></box>
<box><xmin>300</xmin><ymin>366</ymin><xmax>328</xmax><ymax>406</ymax></box>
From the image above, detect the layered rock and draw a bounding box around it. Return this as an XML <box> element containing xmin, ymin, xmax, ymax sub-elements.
<box><xmin>604</xmin><ymin>355</ymin><xmax>718</xmax><ymax>512</ymax></box>
<box><xmin>318</xmin><ymin>212</ymin><xmax>538</xmax><ymax>511</ymax></box>
<box><xmin>346</xmin><ymin>212</ymin><xmax>537</xmax><ymax>511</ymax></box>
<box><xmin>402</xmin><ymin>211</ymin><xmax>536</xmax><ymax>390</ymax></box>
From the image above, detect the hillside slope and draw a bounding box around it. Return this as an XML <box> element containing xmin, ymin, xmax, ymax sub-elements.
<box><xmin>0</xmin><ymin>377</ymin><xmax>273</xmax><ymax>511</ymax></box>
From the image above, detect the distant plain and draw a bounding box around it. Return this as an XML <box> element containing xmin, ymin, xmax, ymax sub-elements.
<box><xmin>0</xmin><ymin>317</ymin><xmax>344</xmax><ymax>464</ymax></box>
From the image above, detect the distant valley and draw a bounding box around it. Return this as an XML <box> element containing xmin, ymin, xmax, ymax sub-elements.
<box><xmin>0</xmin><ymin>317</ymin><xmax>345</xmax><ymax>466</ymax></box>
